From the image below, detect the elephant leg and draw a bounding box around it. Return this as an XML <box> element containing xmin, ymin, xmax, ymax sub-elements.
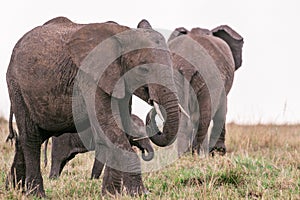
<box><xmin>6</xmin><ymin>137</ymin><xmax>26</xmax><ymax>191</ymax></box>
<box><xmin>192</xmin><ymin>87</ymin><xmax>211</xmax><ymax>155</ymax></box>
<box><xmin>50</xmin><ymin>151</ymin><xmax>64</xmax><ymax>178</ymax></box>
<box><xmin>49</xmin><ymin>156</ymin><xmax>69</xmax><ymax>179</ymax></box>
<box><xmin>50</xmin><ymin>151</ymin><xmax>82</xmax><ymax>178</ymax></box>
<box><xmin>99</xmin><ymin>131</ymin><xmax>144</xmax><ymax>196</ymax></box>
<box><xmin>7</xmin><ymin>82</ymin><xmax>45</xmax><ymax>197</ymax></box>
<box><xmin>50</xmin><ymin>133</ymin><xmax>88</xmax><ymax>178</ymax></box>
<box><xmin>123</xmin><ymin>170</ymin><xmax>146</xmax><ymax>195</ymax></box>
<box><xmin>49</xmin><ymin>140</ymin><xmax>71</xmax><ymax>178</ymax></box>
<box><xmin>102</xmin><ymin>166</ymin><xmax>122</xmax><ymax>195</ymax></box>
<box><xmin>209</xmin><ymin>98</ymin><xmax>227</xmax><ymax>156</ymax></box>
<box><xmin>17</xmin><ymin>115</ymin><xmax>44</xmax><ymax>197</ymax></box>
<box><xmin>49</xmin><ymin>161</ymin><xmax>61</xmax><ymax>179</ymax></box>
<box><xmin>177</xmin><ymin>115</ymin><xmax>194</xmax><ymax>156</ymax></box>
<box><xmin>101</xmin><ymin>150</ymin><xmax>145</xmax><ymax>196</ymax></box>
<box><xmin>192</xmin><ymin>122</ymin><xmax>210</xmax><ymax>155</ymax></box>
<box><xmin>91</xmin><ymin>158</ymin><xmax>105</xmax><ymax>179</ymax></box>
<box><xmin>118</xmin><ymin>95</ymin><xmax>146</xmax><ymax>195</ymax></box>
<box><xmin>93</xmin><ymin>91</ymin><xmax>144</xmax><ymax>196</ymax></box>
<box><xmin>210</xmin><ymin>124</ymin><xmax>226</xmax><ymax>156</ymax></box>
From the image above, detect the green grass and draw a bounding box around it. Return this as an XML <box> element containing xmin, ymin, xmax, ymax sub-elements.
<box><xmin>0</xmin><ymin>121</ymin><xmax>299</xmax><ymax>199</ymax></box>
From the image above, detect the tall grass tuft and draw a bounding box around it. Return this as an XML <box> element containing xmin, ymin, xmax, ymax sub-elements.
<box><xmin>0</xmin><ymin>123</ymin><xmax>299</xmax><ymax>199</ymax></box>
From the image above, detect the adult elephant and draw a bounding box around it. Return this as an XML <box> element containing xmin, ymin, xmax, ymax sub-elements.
<box><xmin>6</xmin><ymin>17</ymin><xmax>180</xmax><ymax>197</ymax></box>
<box><xmin>171</xmin><ymin>26</ymin><xmax>243</xmax><ymax>155</ymax></box>
<box><xmin>148</xmin><ymin>25</ymin><xmax>243</xmax><ymax>156</ymax></box>
<box><xmin>44</xmin><ymin>114</ymin><xmax>154</xmax><ymax>179</ymax></box>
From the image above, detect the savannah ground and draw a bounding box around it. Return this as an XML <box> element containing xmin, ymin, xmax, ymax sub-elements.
<box><xmin>0</xmin><ymin>117</ymin><xmax>299</xmax><ymax>199</ymax></box>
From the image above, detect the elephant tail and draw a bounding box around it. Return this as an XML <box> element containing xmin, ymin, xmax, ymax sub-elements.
<box><xmin>43</xmin><ymin>139</ymin><xmax>49</xmax><ymax>168</ymax></box>
<box><xmin>6</xmin><ymin>105</ymin><xmax>18</xmax><ymax>145</ymax></box>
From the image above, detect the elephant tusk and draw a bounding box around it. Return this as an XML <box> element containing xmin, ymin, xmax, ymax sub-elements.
<box><xmin>132</xmin><ymin>136</ymin><xmax>149</xmax><ymax>141</ymax></box>
<box><xmin>157</xmin><ymin>124</ymin><xmax>163</xmax><ymax>133</ymax></box>
<box><xmin>153</xmin><ymin>102</ymin><xmax>165</xmax><ymax>122</ymax></box>
<box><xmin>178</xmin><ymin>104</ymin><xmax>190</xmax><ymax>119</ymax></box>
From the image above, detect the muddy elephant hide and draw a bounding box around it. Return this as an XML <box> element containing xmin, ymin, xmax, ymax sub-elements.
<box><xmin>6</xmin><ymin>17</ymin><xmax>180</xmax><ymax>197</ymax></box>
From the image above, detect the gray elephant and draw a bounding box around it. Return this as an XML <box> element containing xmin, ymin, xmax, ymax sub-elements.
<box><xmin>6</xmin><ymin>17</ymin><xmax>180</xmax><ymax>197</ymax></box>
<box><xmin>171</xmin><ymin>25</ymin><xmax>243</xmax><ymax>155</ymax></box>
<box><xmin>44</xmin><ymin>114</ymin><xmax>154</xmax><ymax>179</ymax></box>
<box><xmin>148</xmin><ymin>25</ymin><xmax>243</xmax><ymax>156</ymax></box>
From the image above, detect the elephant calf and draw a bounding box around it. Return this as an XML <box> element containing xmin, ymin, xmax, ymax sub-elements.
<box><xmin>44</xmin><ymin>114</ymin><xmax>154</xmax><ymax>179</ymax></box>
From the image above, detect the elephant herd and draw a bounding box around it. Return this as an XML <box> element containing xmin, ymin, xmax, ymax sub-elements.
<box><xmin>5</xmin><ymin>16</ymin><xmax>243</xmax><ymax>197</ymax></box>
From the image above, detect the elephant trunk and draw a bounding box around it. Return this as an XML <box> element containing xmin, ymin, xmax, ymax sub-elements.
<box><xmin>130</xmin><ymin>138</ymin><xmax>154</xmax><ymax>161</ymax></box>
<box><xmin>141</xmin><ymin>145</ymin><xmax>154</xmax><ymax>161</ymax></box>
<box><xmin>147</xmin><ymin>87</ymin><xmax>179</xmax><ymax>147</ymax></box>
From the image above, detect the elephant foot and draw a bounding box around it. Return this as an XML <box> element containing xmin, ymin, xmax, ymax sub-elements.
<box><xmin>26</xmin><ymin>190</ymin><xmax>46</xmax><ymax>198</ymax></box>
<box><xmin>102</xmin><ymin>167</ymin><xmax>122</xmax><ymax>196</ymax></box>
<box><xmin>124</xmin><ymin>185</ymin><xmax>149</xmax><ymax>196</ymax></box>
<box><xmin>5</xmin><ymin>173</ymin><xmax>17</xmax><ymax>191</ymax></box>
<box><xmin>209</xmin><ymin>146</ymin><xmax>226</xmax><ymax>157</ymax></box>
<box><xmin>25</xmin><ymin>177</ymin><xmax>46</xmax><ymax>198</ymax></box>
<box><xmin>123</xmin><ymin>172</ymin><xmax>147</xmax><ymax>196</ymax></box>
<box><xmin>102</xmin><ymin>184</ymin><xmax>121</xmax><ymax>196</ymax></box>
<box><xmin>102</xmin><ymin>185</ymin><xmax>149</xmax><ymax>197</ymax></box>
<box><xmin>49</xmin><ymin>173</ymin><xmax>59</xmax><ymax>179</ymax></box>
<box><xmin>6</xmin><ymin>167</ymin><xmax>25</xmax><ymax>191</ymax></box>
<box><xmin>49</xmin><ymin>175</ymin><xmax>59</xmax><ymax>179</ymax></box>
<box><xmin>6</xmin><ymin>173</ymin><xmax>46</xmax><ymax>198</ymax></box>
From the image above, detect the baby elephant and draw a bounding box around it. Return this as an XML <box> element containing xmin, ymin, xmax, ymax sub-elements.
<box><xmin>45</xmin><ymin>114</ymin><xmax>154</xmax><ymax>179</ymax></box>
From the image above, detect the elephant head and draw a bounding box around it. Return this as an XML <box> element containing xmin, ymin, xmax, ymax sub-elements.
<box><xmin>69</xmin><ymin>19</ymin><xmax>180</xmax><ymax>147</ymax></box>
<box><xmin>132</xmin><ymin>20</ymin><xmax>180</xmax><ymax>147</ymax></box>
<box><xmin>126</xmin><ymin>114</ymin><xmax>154</xmax><ymax>161</ymax></box>
<box><xmin>168</xmin><ymin>25</ymin><xmax>243</xmax><ymax>71</ymax></box>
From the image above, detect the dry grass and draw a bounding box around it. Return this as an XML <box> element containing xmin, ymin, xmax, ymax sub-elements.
<box><xmin>0</xmin><ymin>120</ymin><xmax>299</xmax><ymax>199</ymax></box>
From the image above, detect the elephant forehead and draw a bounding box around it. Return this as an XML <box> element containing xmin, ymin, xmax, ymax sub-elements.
<box><xmin>140</xmin><ymin>29</ymin><xmax>166</xmax><ymax>44</ymax></box>
<box><xmin>190</xmin><ymin>27</ymin><xmax>211</xmax><ymax>36</ymax></box>
<box><xmin>119</xmin><ymin>29</ymin><xmax>168</xmax><ymax>52</ymax></box>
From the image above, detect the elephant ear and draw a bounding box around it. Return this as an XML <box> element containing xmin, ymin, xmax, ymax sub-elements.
<box><xmin>172</xmin><ymin>54</ymin><xmax>197</xmax><ymax>83</ymax></box>
<box><xmin>137</xmin><ymin>19</ymin><xmax>152</xmax><ymax>29</ymax></box>
<box><xmin>212</xmin><ymin>25</ymin><xmax>244</xmax><ymax>70</ymax></box>
<box><xmin>133</xmin><ymin>86</ymin><xmax>150</xmax><ymax>103</ymax></box>
<box><xmin>168</xmin><ymin>27</ymin><xmax>188</xmax><ymax>43</ymax></box>
<box><xmin>67</xmin><ymin>23</ymin><xmax>126</xmax><ymax>99</ymax></box>
<box><xmin>178</xmin><ymin>61</ymin><xmax>197</xmax><ymax>82</ymax></box>
<box><xmin>105</xmin><ymin>21</ymin><xmax>119</xmax><ymax>25</ymax></box>
<box><xmin>168</xmin><ymin>28</ymin><xmax>196</xmax><ymax>82</ymax></box>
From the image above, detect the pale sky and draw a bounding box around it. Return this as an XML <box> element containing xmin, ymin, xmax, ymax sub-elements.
<box><xmin>0</xmin><ymin>0</ymin><xmax>299</xmax><ymax>124</ymax></box>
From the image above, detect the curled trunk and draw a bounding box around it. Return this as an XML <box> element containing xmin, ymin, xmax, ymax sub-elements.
<box><xmin>147</xmin><ymin>88</ymin><xmax>179</xmax><ymax>147</ymax></box>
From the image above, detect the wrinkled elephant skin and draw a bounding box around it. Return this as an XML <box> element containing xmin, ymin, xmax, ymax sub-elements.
<box><xmin>160</xmin><ymin>25</ymin><xmax>243</xmax><ymax>156</ymax></box>
<box><xmin>6</xmin><ymin>17</ymin><xmax>179</xmax><ymax>197</ymax></box>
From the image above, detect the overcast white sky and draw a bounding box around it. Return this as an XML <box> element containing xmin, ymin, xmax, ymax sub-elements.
<box><xmin>0</xmin><ymin>0</ymin><xmax>299</xmax><ymax>124</ymax></box>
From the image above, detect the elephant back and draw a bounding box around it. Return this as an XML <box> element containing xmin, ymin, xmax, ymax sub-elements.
<box><xmin>43</xmin><ymin>16</ymin><xmax>74</xmax><ymax>25</ymax></box>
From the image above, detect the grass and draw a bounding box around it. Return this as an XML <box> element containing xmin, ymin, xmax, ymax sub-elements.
<box><xmin>0</xmin><ymin>120</ymin><xmax>299</xmax><ymax>199</ymax></box>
